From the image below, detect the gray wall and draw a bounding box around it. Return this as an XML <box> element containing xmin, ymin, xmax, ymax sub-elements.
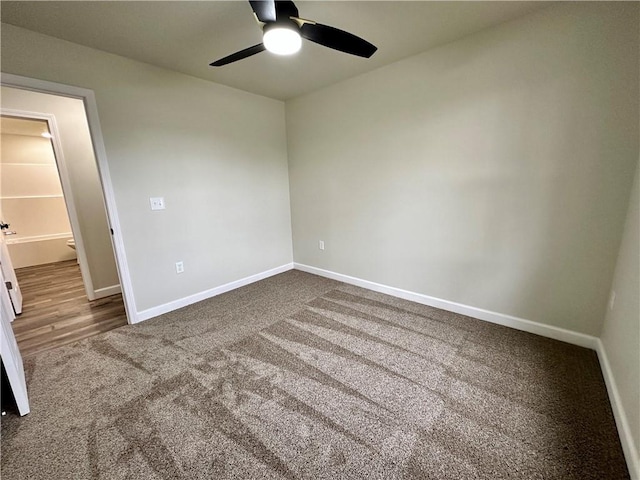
<box><xmin>1</xmin><ymin>23</ymin><xmax>293</xmax><ymax>313</ymax></box>
<box><xmin>286</xmin><ymin>2</ymin><xmax>639</xmax><ymax>336</ymax></box>
<box><xmin>601</xmin><ymin>161</ymin><xmax>640</xmax><ymax>463</ymax></box>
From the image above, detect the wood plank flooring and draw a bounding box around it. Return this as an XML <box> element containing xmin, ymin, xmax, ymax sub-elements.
<box><xmin>12</xmin><ymin>260</ymin><xmax>127</xmax><ymax>357</ymax></box>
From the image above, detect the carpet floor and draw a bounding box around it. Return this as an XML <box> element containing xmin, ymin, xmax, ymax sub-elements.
<box><xmin>1</xmin><ymin>270</ymin><xmax>629</xmax><ymax>479</ymax></box>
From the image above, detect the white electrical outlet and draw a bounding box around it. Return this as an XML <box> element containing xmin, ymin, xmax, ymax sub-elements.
<box><xmin>176</xmin><ymin>261</ymin><xmax>184</xmax><ymax>274</ymax></box>
<box><xmin>150</xmin><ymin>197</ymin><xmax>165</xmax><ymax>210</ymax></box>
<box><xmin>319</xmin><ymin>240</ymin><xmax>325</xmax><ymax>250</ymax></box>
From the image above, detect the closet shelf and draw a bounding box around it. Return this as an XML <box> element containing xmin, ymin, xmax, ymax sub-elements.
<box><xmin>0</xmin><ymin>195</ymin><xmax>64</xmax><ymax>199</ymax></box>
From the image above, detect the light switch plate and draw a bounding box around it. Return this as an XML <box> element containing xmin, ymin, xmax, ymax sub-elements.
<box><xmin>150</xmin><ymin>197</ymin><xmax>165</xmax><ymax>210</ymax></box>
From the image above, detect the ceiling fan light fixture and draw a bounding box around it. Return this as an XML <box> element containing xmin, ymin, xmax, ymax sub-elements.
<box><xmin>263</xmin><ymin>24</ymin><xmax>301</xmax><ymax>55</ymax></box>
<box><xmin>209</xmin><ymin>1</ymin><xmax>377</xmax><ymax>67</ymax></box>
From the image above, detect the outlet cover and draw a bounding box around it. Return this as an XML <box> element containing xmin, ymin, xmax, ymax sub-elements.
<box><xmin>150</xmin><ymin>197</ymin><xmax>165</xmax><ymax>210</ymax></box>
<box><xmin>176</xmin><ymin>261</ymin><xmax>184</xmax><ymax>274</ymax></box>
<box><xmin>319</xmin><ymin>240</ymin><xmax>325</xmax><ymax>251</ymax></box>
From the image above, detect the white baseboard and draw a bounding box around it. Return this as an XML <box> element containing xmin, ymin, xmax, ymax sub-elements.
<box><xmin>294</xmin><ymin>263</ymin><xmax>598</xmax><ymax>349</ymax></box>
<box><xmin>595</xmin><ymin>339</ymin><xmax>640</xmax><ymax>480</ymax></box>
<box><xmin>93</xmin><ymin>284</ymin><xmax>122</xmax><ymax>299</ymax></box>
<box><xmin>134</xmin><ymin>263</ymin><xmax>294</xmax><ymax>323</ymax></box>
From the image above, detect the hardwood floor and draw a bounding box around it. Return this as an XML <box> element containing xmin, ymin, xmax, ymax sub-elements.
<box><xmin>12</xmin><ymin>260</ymin><xmax>127</xmax><ymax>357</ymax></box>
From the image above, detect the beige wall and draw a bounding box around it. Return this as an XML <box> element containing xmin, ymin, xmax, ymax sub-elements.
<box><xmin>1</xmin><ymin>23</ymin><xmax>293</xmax><ymax>312</ymax></box>
<box><xmin>2</xmin><ymin>88</ymin><xmax>119</xmax><ymax>289</ymax></box>
<box><xmin>286</xmin><ymin>2</ymin><xmax>639</xmax><ymax>336</ymax></box>
<box><xmin>601</xmin><ymin>161</ymin><xmax>640</xmax><ymax>464</ymax></box>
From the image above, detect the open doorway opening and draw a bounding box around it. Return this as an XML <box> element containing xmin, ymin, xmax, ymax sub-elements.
<box><xmin>1</xmin><ymin>117</ymin><xmax>78</xmax><ymax>271</ymax></box>
<box><xmin>0</xmin><ymin>91</ymin><xmax>127</xmax><ymax>356</ymax></box>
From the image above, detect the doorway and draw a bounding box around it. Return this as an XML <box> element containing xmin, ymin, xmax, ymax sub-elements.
<box><xmin>0</xmin><ymin>116</ymin><xmax>79</xmax><ymax>274</ymax></box>
<box><xmin>0</xmin><ymin>84</ymin><xmax>131</xmax><ymax>355</ymax></box>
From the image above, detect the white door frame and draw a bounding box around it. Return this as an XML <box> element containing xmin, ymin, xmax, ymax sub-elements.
<box><xmin>1</xmin><ymin>73</ymin><xmax>138</xmax><ymax>324</ymax></box>
<box><xmin>1</xmin><ymin>108</ymin><xmax>99</xmax><ymax>301</ymax></box>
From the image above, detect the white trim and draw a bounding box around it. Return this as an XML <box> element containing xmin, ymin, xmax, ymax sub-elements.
<box><xmin>5</xmin><ymin>232</ymin><xmax>72</xmax><ymax>244</ymax></box>
<box><xmin>135</xmin><ymin>263</ymin><xmax>294</xmax><ymax>323</ymax></box>
<box><xmin>293</xmin><ymin>263</ymin><xmax>598</xmax><ymax>349</ymax></box>
<box><xmin>595</xmin><ymin>339</ymin><xmax>640</xmax><ymax>480</ymax></box>
<box><xmin>1</xmin><ymin>73</ymin><xmax>138</xmax><ymax>323</ymax></box>
<box><xmin>93</xmin><ymin>284</ymin><xmax>122</xmax><ymax>299</ymax></box>
<box><xmin>1</xmin><ymin>107</ymin><xmax>98</xmax><ymax>301</ymax></box>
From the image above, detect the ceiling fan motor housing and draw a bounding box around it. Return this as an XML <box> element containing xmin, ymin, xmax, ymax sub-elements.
<box><xmin>263</xmin><ymin>20</ymin><xmax>302</xmax><ymax>55</ymax></box>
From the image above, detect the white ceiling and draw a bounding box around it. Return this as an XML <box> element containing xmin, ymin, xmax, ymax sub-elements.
<box><xmin>1</xmin><ymin>1</ymin><xmax>550</xmax><ymax>100</ymax></box>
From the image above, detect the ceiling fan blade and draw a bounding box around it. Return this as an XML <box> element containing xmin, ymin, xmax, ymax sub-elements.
<box><xmin>249</xmin><ymin>0</ymin><xmax>276</xmax><ymax>23</ymax></box>
<box><xmin>210</xmin><ymin>44</ymin><xmax>266</xmax><ymax>67</ymax></box>
<box><xmin>300</xmin><ymin>23</ymin><xmax>377</xmax><ymax>58</ymax></box>
<box><xmin>275</xmin><ymin>0</ymin><xmax>298</xmax><ymax>20</ymax></box>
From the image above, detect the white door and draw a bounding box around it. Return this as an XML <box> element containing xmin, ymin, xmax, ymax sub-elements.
<box><xmin>0</xmin><ymin>227</ymin><xmax>22</xmax><ymax>315</ymax></box>
<box><xmin>0</xmin><ymin>266</ymin><xmax>29</xmax><ymax>415</ymax></box>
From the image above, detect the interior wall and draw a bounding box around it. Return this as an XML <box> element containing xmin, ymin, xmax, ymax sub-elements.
<box><xmin>600</xmin><ymin>160</ymin><xmax>640</xmax><ymax>465</ymax></box>
<box><xmin>286</xmin><ymin>2</ymin><xmax>639</xmax><ymax>336</ymax></box>
<box><xmin>1</xmin><ymin>132</ymin><xmax>77</xmax><ymax>267</ymax></box>
<box><xmin>0</xmin><ymin>23</ymin><xmax>293</xmax><ymax>313</ymax></box>
<box><xmin>1</xmin><ymin>88</ymin><xmax>119</xmax><ymax>291</ymax></box>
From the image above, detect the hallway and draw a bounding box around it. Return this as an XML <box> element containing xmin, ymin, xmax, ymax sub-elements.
<box><xmin>11</xmin><ymin>260</ymin><xmax>127</xmax><ymax>357</ymax></box>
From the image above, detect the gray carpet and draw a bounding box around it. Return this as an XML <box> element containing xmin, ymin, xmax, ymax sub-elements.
<box><xmin>1</xmin><ymin>270</ymin><xmax>629</xmax><ymax>479</ymax></box>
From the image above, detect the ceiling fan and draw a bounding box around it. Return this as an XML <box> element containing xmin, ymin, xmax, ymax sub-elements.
<box><xmin>210</xmin><ymin>0</ymin><xmax>377</xmax><ymax>67</ymax></box>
